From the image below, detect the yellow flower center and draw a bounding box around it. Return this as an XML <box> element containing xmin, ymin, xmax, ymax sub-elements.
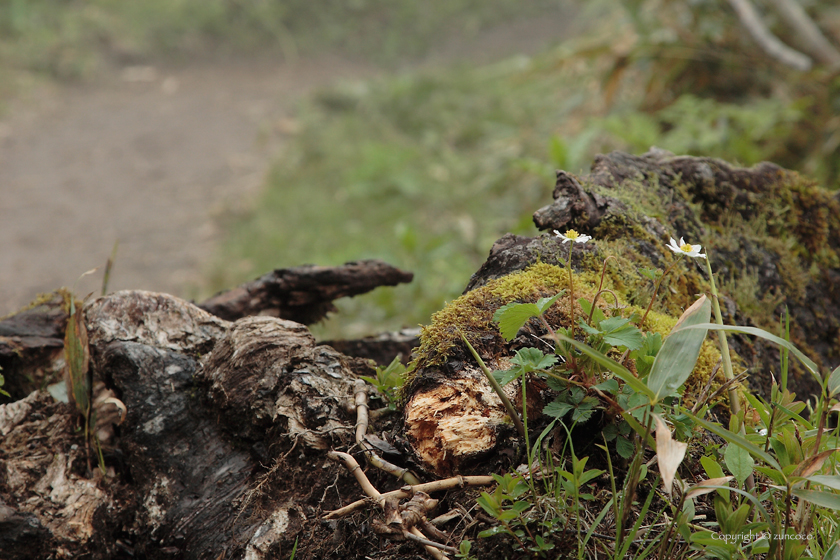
<box><xmin>565</xmin><ymin>229</ymin><xmax>579</xmax><ymax>240</ymax></box>
<box><xmin>680</xmin><ymin>243</ymin><xmax>693</xmax><ymax>252</ymax></box>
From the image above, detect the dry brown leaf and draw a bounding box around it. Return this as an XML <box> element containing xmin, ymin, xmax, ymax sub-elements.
<box><xmin>655</xmin><ymin>414</ymin><xmax>688</xmax><ymax>496</ymax></box>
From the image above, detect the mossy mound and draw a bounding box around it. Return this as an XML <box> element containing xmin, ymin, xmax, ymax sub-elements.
<box><xmin>406</xmin><ymin>260</ymin><xmax>729</xmax><ymax>409</ymax></box>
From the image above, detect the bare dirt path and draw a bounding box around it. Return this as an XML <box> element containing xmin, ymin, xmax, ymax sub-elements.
<box><xmin>0</xmin><ymin>12</ymin><xmax>570</xmax><ymax>316</ymax></box>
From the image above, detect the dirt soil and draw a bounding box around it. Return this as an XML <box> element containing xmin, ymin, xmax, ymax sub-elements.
<box><xmin>0</xmin><ymin>12</ymin><xmax>573</xmax><ymax>317</ymax></box>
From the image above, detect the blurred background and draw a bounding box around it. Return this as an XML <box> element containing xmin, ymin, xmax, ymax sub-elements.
<box><xmin>1</xmin><ymin>0</ymin><xmax>838</xmax><ymax>339</ymax></box>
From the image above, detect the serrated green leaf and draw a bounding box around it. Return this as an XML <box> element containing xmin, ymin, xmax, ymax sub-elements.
<box><xmin>593</xmin><ymin>378</ymin><xmax>619</xmax><ymax>394</ymax></box>
<box><xmin>492</xmin><ymin>369</ymin><xmax>519</xmax><ymax>387</ymax></box>
<box><xmin>724</xmin><ymin>443</ymin><xmax>755</xmax><ymax>486</ymax></box>
<box><xmin>599</xmin><ymin>316</ymin><xmax>629</xmax><ymax>332</ymax></box>
<box><xmin>511</xmin><ymin>347</ymin><xmax>557</xmax><ymax>371</ymax></box>
<box><xmin>647</xmin><ymin>296</ymin><xmax>711</xmax><ymax>403</ymax></box>
<box><xmin>641</xmin><ymin>332</ymin><xmax>663</xmax><ymax>356</ymax></box>
<box><xmin>544</xmin><ymin>399</ymin><xmax>574</xmax><ymax>419</ymax></box>
<box><xmin>493</xmin><ymin>302</ymin><xmax>542</xmax><ymax>341</ymax></box>
<box><xmin>578</xmin><ymin>322</ymin><xmax>602</xmax><ymax>336</ymax></box>
<box><xmin>572</xmin><ymin>401</ymin><xmax>597</xmax><ymax>423</ymax></box>
<box><xmin>603</xmin><ymin>327</ymin><xmax>644</xmax><ymax>351</ymax></box>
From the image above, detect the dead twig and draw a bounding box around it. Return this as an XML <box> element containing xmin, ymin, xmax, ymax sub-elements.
<box><xmin>323</xmin><ymin>475</ymin><xmax>494</xmax><ymax>519</ymax></box>
<box><xmin>766</xmin><ymin>0</ymin><xmax>840</xmax><ymax>70</ymax></box>
<box><xmin>326</xmin><ymin>451</ymin><xmax>383</xmax><ymax>505</ymax></box>
<box><xmin>727</xmin><ymin>0</ymin><xmax>812</xmax><ymax>71</ymax></box>
<box><xmin>354</xmin><ymin>379</ymin><xmax>421</xmax><ymax>485</ymax></box>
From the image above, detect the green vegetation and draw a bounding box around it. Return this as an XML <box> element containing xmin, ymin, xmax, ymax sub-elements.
<box><xmin>208</xmin><ymin>1</ymin><xmax>840</xmax><ymax>339</ymax></box>
<box><xmin>0</xmin><ymin>0</ymin><xmax>558</xmax><ymax>79</ymax></box>
<box><xmin>458</xmin><ymin>239</ymin><xmax>840</xmax><ymax>558</ymax></box>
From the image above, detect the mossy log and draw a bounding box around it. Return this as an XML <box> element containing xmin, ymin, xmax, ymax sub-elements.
<box><xmin>401</xmin><ymin>148</ymin><xmax>839</xmax><ymax>476</ymax></box>
<box><xmin>1</xmin><ymin>151</ymin><xmax>839</xmax><ymax>558</ymax></box>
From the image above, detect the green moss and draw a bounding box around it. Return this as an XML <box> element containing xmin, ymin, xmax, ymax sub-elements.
<box><xmin>408</xmin><ymin>262</ymin><xmax>572</xmax><ymax>372</ymax></box>
<box><xmin>407</xmin><ymin>260</ymin><xmax>735</xmax><ymax>408</ymax></box>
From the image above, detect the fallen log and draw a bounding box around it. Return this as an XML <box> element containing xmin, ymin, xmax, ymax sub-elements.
<box><xmin>401</xmin><ymin>149</ymin><xmax>840</xmax><ymax>476</ymax></box>
<box><xmin>198</xmin><ymin>259</ymin><xmax>414</xmax><ymax>323</ymax></box>
<box><xmin>1</xmin><ymin>151</ymin><xmax>839</xmax><ymax>558</ymax></box>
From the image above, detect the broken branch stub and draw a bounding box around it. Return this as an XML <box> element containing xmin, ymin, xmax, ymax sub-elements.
<box><xmin>198</xmin><ymin>259</ymin><xmax>413</xmax><ymax>324</ymax></box>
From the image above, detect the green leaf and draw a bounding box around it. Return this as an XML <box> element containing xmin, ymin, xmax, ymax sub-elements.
<box><xmin>577</xmin><ymin>297</ymin><xmax>606</xmax><ymax>325</ymax></box>
<box><xmin>640</xmin><ymin>332</ymin><xmax>663</xmax><ymax>356</ymax></box>
<box><xmin>700</xmin><ymin>455</ymin><xmax>726</xmax><ymax>478</ymax></box>
<box><xmin>829</xmin><ymin>364</ymin><xmax>840</xmax><ymax>397</ymax></box>
<box><xmin>616</xmin><ymin>436</ymin><xmax>635</xmax><ymax>459</ymax></box>
<box><xmin>491</xmin><ymin>369</ymin><xmax>519</xmax><ymax>387</ymax></box>
<box><xmin>603</xmin><ymin>326</ymin><xmax>644</xmax><ymax>351</ymax></box>
<box><xmin>537</xmin><ymin>292</ymin><xmax>565</xmax><ymax>315</ymax></box>
<box><xmin>791</xmin><ymin>487</ymin><xmax>840</xmax><ymax>510</ymax></box>
<box><xmin>571</xmin><ymin>399</ymin><xmax>597</xmax><ymax>423</ymax></box>
<box><xmin>478</xmin><ymin>525</ymin><xmax>508</xmax><ymax>538</ymax></box>
<box><xmin>683</xmin><ymin>410</ymin><xmax>782</xmax><ymax>471</ymax></box>
<box><xmin>804</xmin><ymin>474</ymin><xmax>840</xmax><ymax>492</ymax></box>
<box><xmin>700</xmin><ymin>455</ymin><xmax>729</xmax><ymax>500</ymax></box>
<box><xmin>64</xmin><ymin>297</ymin><xmax>91</xmax><ymax>416</ymax></box>
<box><xmin>599</xmin><ymin>316</ymin><xmax>630</xmax><ymax>332</ymax></box>
<box><xmin>543</xmin><ymin>399</ymin><xmax>574</xmax><ymax>419</ymax></box>
<box><xmin>593</xmin><ymin>378</ymin><xmax>619</xmax><ymax>394</ymax></box>
<box><xmin>554</xmin><ymin>332</ymin><xmax>655</xmax><ymax>400</ymax></box>
<box><xmin>755</xmin><ymin>466</ymin><xmax>786</xmax><ymax>485</ymax></box>
<box><xmin>646</xmin><ymin>296</ymin><xmax>711</xmax><ymax>403</ymax></box>
<box><xmin>476</xmin><ymin>492</ymin><xmax>500</xmax><ymax>517</ymax></box>
<box><xmin>493</xmin><ymin>302</ymin><xmax>542</xmax><ymax>341</ymax></box>
<box><xmin>592</xmin><ymin>317</ymin><xmax>645</xmax><ymax>350</ymax></box>
<box><xmin>825</xmin><ymin>543</ymin><xmax>840</xmax><ymax>560</ymax></box>
<box><xmin>724</xmin><ymin>443</ymin><xmax>755</xmax><ymax>486</ymax></box>
<box><xmin>679</xmin><ymin>323</ymin><xmax>821</xmax><ymax>383</ymax></box>
<box><xmin>511</xmin><ymin>347</ymin><xmax>557</xmax><ymax>371</ymax></box>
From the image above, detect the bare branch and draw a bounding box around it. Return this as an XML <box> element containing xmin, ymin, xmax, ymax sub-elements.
<box><xmin>727</xmin><ymin>0</ymin><xmax>813</xmax><ymax>71</ymax></box>
<box><xmin>766</xmin><ymin>0</ymin><xmax>840</xmax><ymax>70</ymax></box>
<box><xmin>322</xmin><ymin>475</ymin><xmax>495</xmax><ymax>519</ymax></box>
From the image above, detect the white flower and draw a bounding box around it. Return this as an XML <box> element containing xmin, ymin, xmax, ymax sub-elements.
<box><xmin>667</xmin><ymin>237</ymin><xmax>706</xmax><ymax>259</ymax></box>
<box><xmin>554</xmin><ymin>229</ymin><xmax>591</xmax><ymax>244</ymax></box>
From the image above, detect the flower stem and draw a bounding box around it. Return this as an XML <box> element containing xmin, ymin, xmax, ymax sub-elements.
<box><xmin>704</xmin><ymin>253</ymin><xmax>740</xmax><ymax>416</ymax></box>
<box><xmin>638</xmin><ymin>257</ymin><xmax>681</xmax><ymax>328</ymax></box>
<box><xmin>567</xmin><ymin>244</ymin><xmax>578</xmax><ymax>371</ymax></box>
